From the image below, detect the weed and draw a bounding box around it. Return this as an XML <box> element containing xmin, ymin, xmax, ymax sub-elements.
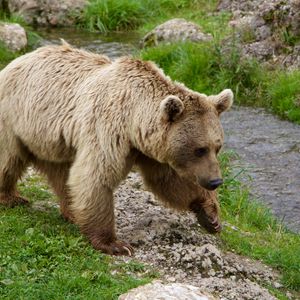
<box><xmin>80</xmin><ymin>0</ymin><xmax>148</xmax><ymax>33</ymax></box>
<box><xmin>266</xmin><ymin>70</ymin><xmax>300</xmax><ymax>124</ymax></box>
<box><xmin>0</xmin><ymin>41</ymin><xmax>17</xmax><ymax>69</ymax></box>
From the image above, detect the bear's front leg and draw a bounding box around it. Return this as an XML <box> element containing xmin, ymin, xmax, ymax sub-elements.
<box><xmin>82</xmin><ymin>187</ymin><xmax>133</xmax><ymax>256</ymax></box>
<box><xmin>68</xmin><ymin>156</ymin><xmax>133</xmax><ymax>256</ymax></box>
<box><xmin>136</xmin><ymin>154</ymin><xmax>222</xmax><ymax>233</ymax></box>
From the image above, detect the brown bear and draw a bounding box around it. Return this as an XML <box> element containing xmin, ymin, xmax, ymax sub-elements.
<box><xmin>0</xmin><ymin>42</ymin><xmax>233</xmax><ymax>256</ymax></box>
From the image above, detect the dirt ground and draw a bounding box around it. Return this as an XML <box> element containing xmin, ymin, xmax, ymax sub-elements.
<box><xmin>113</xmin><ymin>173</ymin><xmax>282</xmax><ymax>300</ymax></box>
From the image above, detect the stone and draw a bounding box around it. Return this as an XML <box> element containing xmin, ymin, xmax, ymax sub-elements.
<box><xmin>242</xmin><ymin>40</ymin><xmax>275</xmax><ymax>61</ymax></box>
<box><xmin>0</xmin><ymin>22</ymin><xmax>27</xmax><ymax>51</ymax></box>
<box><xmin>118</xmin><ymin>281</ymin><xmax>217</xmax><ymax>300</ymax></box>
<box><xmin>8</xmin><ymin>0</ymin><xmax>87</xmax><ymax>26</ymax></box>
<box><xmin>218</xmin><ymin>0</ymin><xmax>300</xmax><ymax>68</ymax></box>
<box><xmin>141</xmin><ymin>18</ymin><xmax>212</xmax><ymax>48</ymax></box>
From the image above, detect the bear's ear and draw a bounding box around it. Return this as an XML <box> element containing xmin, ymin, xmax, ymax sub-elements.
<box><xmin>160</xmin><ymin>95</ymin><xmax>184</xmax><ymax>122</ymax></box>
<box><xmin>209</xmin><ymin>89</ymin><xmax>233</xmax><ymax>115</ymax></box>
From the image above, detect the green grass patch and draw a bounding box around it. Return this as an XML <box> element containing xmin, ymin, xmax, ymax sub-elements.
<box><xmin>77</xmin><ymin>0</ymin><xmax>229</xmax><ymax>36</ymax></box>
<box><xmin>0</xmin><ymin>175</ymin><xmax>155</xmax><ymax>299</ymax></box>
<box><xmin>140</xmin><ymin>41</ymin><xmax>266</xmax><ymax>103</ymax></box>
<box><xmin>0</xmin><ymin>41</ymin><xmax>17</xmax><ymax>69</ymax></box>
<box><xmin>219</xmin><ymin>152</ymin><xmax>300</xmax><ymax>295</ymax></box>
<box><xmin>266</xmin><ymin>70</ymin><xmax>300</xmax><ymax>123</ymax></box>
<box><xmin>78</xmin><ymin>0</ymin><xmax>148</xmax><ymax>32</ymax></box>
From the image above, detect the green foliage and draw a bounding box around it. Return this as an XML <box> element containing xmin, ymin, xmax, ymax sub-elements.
<box><xmin>141</xmin><ymin>41</ymin><xmax>266</xmax><ymax>102</ymax></box>
<box><xmin>219</xmin><ymin>152</ymin><xmax>300</xmax><ymax>292</ymax></box>
<box><xmin>266</xmin><ymin>70</ymin><xmax>300</xmax><ymax>124</ymax></box>
<box><xmin>0</xmin><ymin>42</ymin><xmax>17</xmax><ymax>69</ymax></box>
<box><xmin>80</xmin><ymin>0</ymin><xmax>148</xmax><ymax>32</ymax></box>
<box><xmin>0</xmin><ymin>175</ymin><xmax>154</xmax><ymax>299</ymax></box>
<box><xmin>78</xmin><ymin>0</ymin><xmax>220</xmax><ymax>33</ymax></box>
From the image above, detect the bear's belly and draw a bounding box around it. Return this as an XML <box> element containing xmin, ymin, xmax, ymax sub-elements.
<box><xmin>18</xmin><ymin>135</ymin><xmax>76</xmax><ymax>163</ymax></box>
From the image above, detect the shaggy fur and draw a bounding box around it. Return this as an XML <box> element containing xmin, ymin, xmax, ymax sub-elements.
<box><xmin>0</xmin><ymin>42</ymin><xmax>233</xmax><ymax>255</ymax></box>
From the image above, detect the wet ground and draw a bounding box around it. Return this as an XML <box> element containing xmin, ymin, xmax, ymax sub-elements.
<box><xmin>36</xmin><ymin>27</ymin><xmax>140</xmax><ymax>58</ymax></box>
<box><xmin>222</xmin><ymin>107</ymin><xmax>300</xmax><ymax>233</ymax></box>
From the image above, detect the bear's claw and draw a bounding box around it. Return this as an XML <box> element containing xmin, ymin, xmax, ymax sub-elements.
<box><xmin>92</xmin><ymin>240</ymin><xmax>134</xmax><ymax>256</ymax></box>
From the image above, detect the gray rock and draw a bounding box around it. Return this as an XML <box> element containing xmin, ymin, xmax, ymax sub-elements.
<box><xmin>218</xmin><ymin>0</ymin><xmax>300</xmax><ymax>67</ymax></box>
<box><xmin>0</xmin><ymin>22</ymin><xmax>27</xmax><ymax>51</ymax></box>
<box><xmin>8</xmin><ymin>0</ymin><xmax>87</xmax><ymax>26</ymax></box>
<box><xmin>118</xmin><ymin>281</ymin><xmax>217</xmax><ymax>300</ymax></box>
<box><xmin>242</xmin><ymin>40</ymin><xmax>275</xmax><ymax>61</ymax></box>
<box><xmin>141</xmin><ymin>18</ymin><xmax>212</xmax><ymax>48</ymax></box>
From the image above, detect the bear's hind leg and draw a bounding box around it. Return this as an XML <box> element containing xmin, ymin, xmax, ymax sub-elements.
<box><xmin>0</xmin><ymin>142</ymin><xmax>29</xmax><ymax>207</ymax></box>
<box><xmin>33</xmin><ymin>160</ymin><xmax>74</xmax><ymax>222</ymax></box>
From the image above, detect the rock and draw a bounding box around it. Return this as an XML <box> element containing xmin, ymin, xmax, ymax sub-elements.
<box><xmin>0</xmin><ymin>22</ymin><xmax>27</xmax><ymax>51</ymax></box>
<box><xmin>217</xmin><ymin>0</ymin><xmax>263</xmax><ymax>16</ymax></box>
<box><xmin>118</xmin><ymin>281</ymin><xmax>217</xmax><ymax>300</ymax></box>
<box><xmin>279</xmin><ymin>44</ymin><xmax>300</xmax><ymax>69</ymax></box>
<box><xmin>196</xmin><ymin>277</ymin><xmax>277</xmax><ymax>300</ymax></box>
<box><xmin>141</xmin><ymin>18</ymin><xmax>212</xmax><ymax>48</ymax></box>
<box><xmin>8</xmin><ymin>0</ymin><xmax>87</xmax><ymax>26</ymax></box>
<box><xmin>242</xmin><ymin>40</ymin><xmax>275</xmax><ymax>61</ymax></box>
<box><xmin>218</xmin><ymin>0</ymin><xmax>300</xmax><ymax>68</ymax></box>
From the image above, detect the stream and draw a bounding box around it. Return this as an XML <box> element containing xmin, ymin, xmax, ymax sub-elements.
<box><xmin>37</xmin><ymin>28</ymin><xmax>300</xmax><ymax>233</ymax></box>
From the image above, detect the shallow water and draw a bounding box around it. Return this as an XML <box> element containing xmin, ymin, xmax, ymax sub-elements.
<box><xmin>36</xmin><ymin>27</ymin><xmax>141</xmax><ymax>58</ymax></box>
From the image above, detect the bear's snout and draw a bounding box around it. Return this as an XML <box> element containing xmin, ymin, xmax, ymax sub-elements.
<box><xmin>198</xmin><ymin>177</ymin><xmax>223</xmax><ymax>190</ymax></box>
<box><xmin>207</xmin><ymin>178</ymin><xmax>223</xmax><ymax>190</ymax></box>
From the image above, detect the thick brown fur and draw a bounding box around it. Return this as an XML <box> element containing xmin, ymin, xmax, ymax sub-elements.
<box><xmin>0</xmin><ymin>42</ymin><xmax>233</xmax><ymax>255</ymax></box>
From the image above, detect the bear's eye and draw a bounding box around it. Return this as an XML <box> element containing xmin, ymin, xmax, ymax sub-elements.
<box><xmin>194</xmin><ymin>147</ymin><xmax>208</xmax><ymax>157</ymax></box>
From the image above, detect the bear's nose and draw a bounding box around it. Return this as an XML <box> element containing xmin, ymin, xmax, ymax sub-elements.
<box><xmin>207</xmin><ymin>178</ymin><xmax>223</xmax><ymax>190</ymax></box>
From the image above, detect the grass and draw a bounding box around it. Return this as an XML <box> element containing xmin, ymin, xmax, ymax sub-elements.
<box><xmin>78</xmin><ymin>0</ymin><xmax>149</xmax><ymax>32</ymax></box>
<box><xmin>0</xmin><ymin>41</ymin><xmax>17</xmax><ymax>69</ymax></box>
<box><xmin>267</xmin><ymin>70</ymin><xmax>300</xmax><ymax>123</ymax></box>
<box><xmin>77</xmin><ymin>0</ymin><xmax>229</xmax><ymax>36</ymax></box>
<box><xmin>0</xmin><ymin>175</ymin><xmax>155</xmax><ymax>300</ymax></box>
<box><xmin>218</xmin><ymin>152</ymin><xmax>300</xmax><ymax>297</ymax></box>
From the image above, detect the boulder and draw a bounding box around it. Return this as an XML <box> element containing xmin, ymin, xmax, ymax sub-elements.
<box><xmin>219</xmin><ymin>0</ymin><xmax>300</xmax><ymax>68</ymax></box>
<box><xmin>119</xmin><ymin>281</ymin><xmax>217</xmax><ymax>300</ymax></box>
<box><xmin>0</xmin><ymin>22</ymin><xmax>27</xmax><ymax>51</ymax></box>
<box><xmin>141</xmin><ymin>18</ymin><xmax>212</xmax><ymax>48</ymax></box>
<box><xmin>8</xmin><ymin>0</ymin><xmax>87</xmax><ymax>26</ymax></box>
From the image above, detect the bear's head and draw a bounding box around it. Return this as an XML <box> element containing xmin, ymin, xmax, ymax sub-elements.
<box><xmin>160</xmin><ymin>89</ymin><xmax>233</xmax><ymax>191</ymax></box>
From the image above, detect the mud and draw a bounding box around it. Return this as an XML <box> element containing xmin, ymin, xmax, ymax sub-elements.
<box><xmin>222</xmin><ymin>107</ymin><xmax>300</xmax><ymax>232</ymax></box>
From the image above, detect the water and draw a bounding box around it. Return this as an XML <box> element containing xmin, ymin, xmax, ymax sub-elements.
<box><xmin>36</xmin><ymin>27</ymin><xmax>141</xmax><ymax>59</ymax></box>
